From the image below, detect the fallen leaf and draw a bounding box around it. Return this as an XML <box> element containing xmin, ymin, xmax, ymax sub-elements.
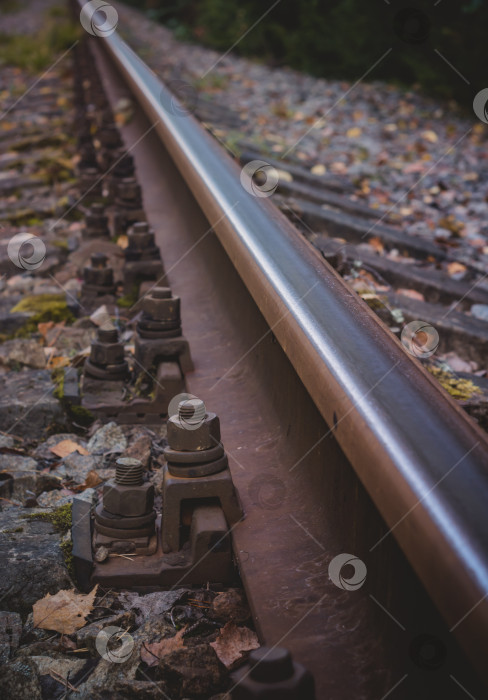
<box><xmin>33</xmin><ymin>586</ymin><xmax>98</xmax><ymax>634</ymax></box>
<box><xmin>50</xmin><ymin>439</ymin><xmax>89</xmax><ymax>458</ymax></box>
<box><xmin>310</xmin><ymin>164</ymin><xmax>326</xmax><ymax>176</ymax></box>
<box><xmin>368</xmin><ymin>237</ymin><xmax>384</xmax><ymax>254</ymax></box>
<box><xmin>421</xmin><ymin>130</ymin><xmax>438</xmax><ymax>143</ymax></box>
<box><xmin>210</xmin><ymin>622</ymin><xmax>259</xmax><ymax>668</ymax></box>
<box><xmin>84</xmin><ymin>470</ymin><xmax>102</xmax><ymax>488</ymax></box>
<box><xmin>447</xmin><ymin>262</ymin><xmax>466</xmax><ymax>278</ymax></box>
<box><xmin>38</xmin><ymin>322</ymin><xmax>55</xmax><ymax>340</ymax></box>
<box><xmin>397</xmin><ymin>288</ymin><xmax>425</xmax><ymax>301</ymax></box>
<box><xmin>346</xmin><ymin>127</ymin><xmax>362</xmax><ymax>138</ymax></box>
<box><xmin>117</xmin><ymin>235</ymin><xmax>129</xmax><ymax>249</ymax></box>
<box><xmin>48</xmin><ymin>355</ymin><xmax>71</xmax><ymax>369</ymax></box>
<box><xmin>141</xmin><ymin>627</ymin><xmax>186</xmax><ymax>667</ymax></box>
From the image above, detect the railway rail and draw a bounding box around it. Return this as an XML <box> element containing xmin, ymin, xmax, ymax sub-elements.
<box><xmin>1</xmin><ymin>1</ymin><xmax>488</xmax><ymax>697</ymax></box>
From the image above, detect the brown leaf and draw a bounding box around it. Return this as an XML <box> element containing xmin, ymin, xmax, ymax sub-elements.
<box><xmin>447</xmin><ymin>262</ymin><xmax>466</xmax><ymax>278</ymax></box>
<box><xmin>397</xmin><ymin>288</ymin><xmax>425</xmax><ymax>301</ymax></box>
<box><xmin>210</xmin><ymin>622</ymin><xmax>259</xmax><ymax>668</ymax></box>
<box><xmin>368</xmin><ymin>237</ymin><xmax>384</xmax><ymax>254</ymax></box>
<box><xmin>33</xmin><ymin>586</ymin><xmax>98</xmax><ymax>634</ymax></box>
<box><xmin>140</xmin><ymin>627</ymin><xmax>186</xmax><ymax>667</ymax></box>
<box><xmin>84</xmin><ymin>470</ymin><xmax>102</xmax><ymax>488</ymax></box>
<box><xmin>50</xmin><ymin>439</ymin><xmax>89</xmax><ymax>458</ymax></box>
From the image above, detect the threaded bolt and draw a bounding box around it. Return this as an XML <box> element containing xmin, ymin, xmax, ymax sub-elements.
<box><xmin>152</xmin><ymin>287</ymin><xmax>172</xmax><ymax>300</ymax></box>
<box><xmin>249</xmin><ymin>647</ymin><xmax>294</xmax><ymax>682</ymax></box>
<box><xmin>98</xmin><ymin>327</ymin><xmax>118</xmax><ymax>343</ymax></box>
<box><xmin>179</xmin><ymin>398</ymin><xmax>206</xmax><ymax>426</ymax></box>
<box><xmin>132</xmin><ymin>221</ymin><xmax>149</xmax><ymax>234</ymax></box>
<box><xmin>90</xmin><ymin>203</ymin><xmax>105</xmax><ymax>216</ymax></box>
<box><xmin>115</xmin><ymin>457</ymin><xmax>143</xmax><ymax>486</ymax></box>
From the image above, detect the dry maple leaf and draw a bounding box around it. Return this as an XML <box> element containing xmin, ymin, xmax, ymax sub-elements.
<box><xmin>33</xmin><ymin>586</ymin><xmax>98</xmax><ymax>634</ymax></box>
<box><xmin>50</xmin><ymin>439</ymin><xmax>89</xmax><ymax>458</ymax></box>
<box><xmin>140</xmin><ymin>627</ymin><xmax>186</xmax><ymax>667</ymax></box>
<box><xmin>210</xmin><ymin>622</ymin><xmax>259</xmax><ymax>668</ymax></box>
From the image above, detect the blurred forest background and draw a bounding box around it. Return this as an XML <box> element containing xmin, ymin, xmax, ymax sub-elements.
<box><xmin>122</xmin><ymin>0</ymin><xmax>483</xmax><ymax>106</ymax></box>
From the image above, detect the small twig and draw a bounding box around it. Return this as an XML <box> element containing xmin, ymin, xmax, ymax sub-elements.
<box><xmin>109</xmin><ymin>553</ymin><xmax>136</xmax><ymax>561</ymax></box>
<box><xmin>49</xmin><ymin>669</ymin><xmax>78</xmax><ymax>693</ymax></box>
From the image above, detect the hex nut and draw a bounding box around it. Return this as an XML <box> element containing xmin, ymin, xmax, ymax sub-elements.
<box><xmin>89</xmin><ymin>339</ymin><xmax>125</xmax><ymax>367</ymax></box>
<box><xmin>103</xmin><ymin>480</ymin><xmax>155</xmax><ymax>517</ymax></box>
<box><xmin>143</xmin><ymin>293</ymin><xmax>180</xmax><ymax>322</ymax></box>
<box><xmin>167</xmin><ymin>412</ymin><xmax>220</xmax><ymax>451</ymax></box>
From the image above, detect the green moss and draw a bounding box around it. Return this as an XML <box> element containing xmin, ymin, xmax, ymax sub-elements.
<box><xmin>11</xmin><ymin>294</ymin><xmax>75</xmax><ymax>335</ymax></box>
<box><xmin>68</xmin><ymin>404</ymin><xmax>95</xmax><ymax>425</ymax></box>
<box><xmin>117</xmin><ymin>285</ymin><xmax>139</xmax><ymax>308</ymax></box>
<box><xmin>427</xmin><ymin>366</ymin><xmax>483</xmax><ymax>401</ymax></box>
<box><xmin>52</xmin><ymin>239</ymin><xmax>69</xmax><ymax>251</ymax></box>
<box><xmin>2</xmin><ymin>526</ymin><xmax>24</xmax><ymax>534</ymax></box>
<box><xmin>23</xmin><ymin>503</ymin><xmax>72</xmax><ymax>533</ymax></box>
<box><xmin>52</xmin><ymin>367</ymin><xmax>65</xmax><ymax>400</ymax></box>
<box><xmin>60</xmin><ymin>537</ymin><xmax>74</xmax><ymax>577</ymax></box>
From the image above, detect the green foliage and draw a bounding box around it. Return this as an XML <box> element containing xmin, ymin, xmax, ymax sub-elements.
<box><xmin>126</xmin><ymin>0</ymin><xmax>486</xmax><ymax>103</ymax></box>
<box><xmin>0</xmin><ymin>7</ymin><xmax>80</xmax><ymax>72</ymax></box>
<box><xmin>24</xmin><ymin>503</ymin><xmax>72</xmax><ymax>533</ymax></box>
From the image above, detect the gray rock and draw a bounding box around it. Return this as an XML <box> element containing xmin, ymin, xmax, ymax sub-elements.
<box><xmin>0</xmin><ymin>370</ymin><xmax>66</xmax><ymax>439</ymax></box>
<box><xmin>76</xmin><ymin>611</ymin><xmax>135</xmax><ymax>653</ymax></box>
<box><xmin>0</xmin><ymin>339</ymin><xmax>46</xmax><ymax>369</ymax></box>
<box><xmin>88</xmin><ymin>679</ymin><xmax>171</xmax><ymax>699</ymax></box>
<box><xmin>88</xmin><ymin>422</ymin><xmax>127</xmax><ymax>455</ymax></box>
<box><xmin>471</xmin><ymin>304</ymin><xmax>488</xmax><ymax>322</ymax></box>
<box><xmin>31</xmin><ymin>654</ymin><xmax>86</xmax><ymax>677</ymax></box>
<box><xmin>1</xmin><ymin>454</ymin><xmax>38</xmax><ymax>473</ymax></box>
<box><xmin>0</xmin><ymin>611</ymin><xmax>22</xmax><ymax>663</ymax></box>
<box><xmin>63</xmin><ymin>453</ymin><xmax>97</xmax><ymax>484</ymax></box>
<box><xmin>156</xmin><ymin>643</ymin><xmax>225</xmax><ymax>698</ymax></box>
<box><xmin>0</xmin><ymin>657</ymin><xmax>42</xmax><ymax>700</ymax></box>
<box><xmin>0</xmin><ymin>508</ymin><xmax>71</xmax><ymax>616</ymax></box>
<box><xmin>0</xmin><ymin>311</ymin><xmax>31</xmax><ymax>336</ymax></box>
<box><xmin>36</xmin><ymin>490</ymin><xmax>73</xmax><ymax>508</ymax></box>
<box><xmin>0</xmin><ymin>455</ymin><xmax>61</xmax><ymax>503</ymax></box>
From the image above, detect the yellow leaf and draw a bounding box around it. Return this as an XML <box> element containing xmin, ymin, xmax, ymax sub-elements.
<box><xmin>33</xmin><ymin>586</ymin><xmax>98</xmax><ymax>635</ymax></box>
<box><xmin>447</xmin><ymin>262</ymin><xmax>466</xmax><ymax>277</ymax></box>
<box><xmin>50</xmin><ymin>439</ymin><xmax>89</xmax><ymax>458</ymax></box>
<box><xmin>421</xmin><ymin>130</ymin><xmax>438</xmax><ymax>143</ymax></box>
<box><xmin>346</xmin><ymin>127</ymin><xmax>362</xmax><ymax>138</ymax></box>
<box><xmin>311</xmin><ymin>164</ymin><xmax>326</xmax><ymax>175</ymax></box>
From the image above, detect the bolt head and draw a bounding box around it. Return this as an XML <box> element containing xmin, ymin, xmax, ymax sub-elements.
<box><xmin>142</xmin><ymin>292</ymin><xmax>180</xmax><ymax>323</ymax></box>
<box><xmin>103</xmin><ymin>480</ymin><xmax>154</xmax><ymax>517</ymax></box>
<box><xmin>167</xmin><ymin>412</ymin><xmax>220</xmax><ymax>451</ymax></box>
<box><xmin>90</xmin><ymin>333</ymin><xmax>124</xmax><ymax>366</ymax></box>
